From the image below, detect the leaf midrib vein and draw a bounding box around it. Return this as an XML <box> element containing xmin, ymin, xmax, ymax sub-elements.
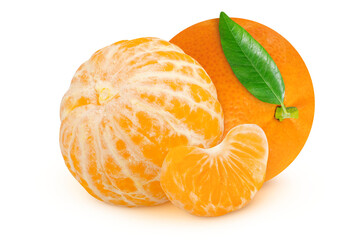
<box><xmin>225</xmin><ymin>20</ymin><xmax>283</xmax><ymax>105</ymax></box>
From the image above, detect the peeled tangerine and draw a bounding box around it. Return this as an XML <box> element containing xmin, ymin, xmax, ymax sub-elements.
<box><xmin>160</xmin><ymin>124</ymin><xmax>269</xmax><ymax>216</ymax></box>
<box><xmin>59</xmin><ymin>37</ymin><xmax>224</xmax><ymax>207</ymax></box>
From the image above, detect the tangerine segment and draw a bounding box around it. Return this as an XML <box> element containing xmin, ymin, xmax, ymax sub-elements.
<box><xmin>160</xmin><ymin>124</ymin><xmax>268</xmax><ymax>217</ymax></box>
<box><xmin>60</xmin><ymin>37</ymin><xmax>224</xmax><ymax>207</ymax></box>
<box><xmin>170</xmin><ymin>18</ymin><xmax>315</xmax><ymax>181</ymax></box>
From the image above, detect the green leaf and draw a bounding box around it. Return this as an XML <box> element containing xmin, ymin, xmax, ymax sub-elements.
<box><xmin>219</xmin><ymin>12</ymin><xmax>285</xmax><ymax>105</ymax></box>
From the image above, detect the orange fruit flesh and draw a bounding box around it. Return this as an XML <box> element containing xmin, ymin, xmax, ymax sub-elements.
<box><xmin>170</xmin><ymin>18</ymin><xmax>315</xmax><ymax>180</ymax></box>
<box><xmin>160</xmin><ymin>124</ymin><xmax>268</xmax><ymax>217</ymax></box>
<box><xmin>60</xmin><ymin>37</ymin><xmax>224</xmax><ymax>207</ymax></box>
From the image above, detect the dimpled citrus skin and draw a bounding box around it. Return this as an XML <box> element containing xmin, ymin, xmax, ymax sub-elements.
<box><xmin>170</xmin><ymin>18</ymin><xmax>315</xmax><ymax>181</ymax></box>
<box><xmin>59</xmin><ymin>37</ymin><xmax>224</xmax><ymax>207</ymax></box>
<box><xmin>160</xmin><ymin>124</ymin><xmax>268</xmax><ymax>217</ymax></box>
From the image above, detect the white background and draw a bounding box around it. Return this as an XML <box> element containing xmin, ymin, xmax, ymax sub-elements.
<box><xmin>1</xmin><ymin>0</ymin><xmax>359</xmax><ymax>239</ymax></box>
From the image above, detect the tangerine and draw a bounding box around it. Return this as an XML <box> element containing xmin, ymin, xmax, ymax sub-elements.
<box><xmin>59</xmin><ymin>37</ymin><xmax>224</xmax><ymax>206</ymax></box>
<box><xmin>170</xmin><ymin>18</ymin><xmax>315</xmax><ymax>180</ymax></box>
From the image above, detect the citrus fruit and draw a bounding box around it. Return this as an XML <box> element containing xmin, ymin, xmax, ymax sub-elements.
<box><xmin>59</xmin><ymin>37</ymin><xmax>224</xmax><ymax>206</ymax></box>
<box><xmin>170</xmin><ymin>18</ymin><xmax>315</xmax><ymax>181</ymax></box>
<box><xmin>160</xmin><ymin>124</ymin><xmax>268</xmax><ymax>217</ymax></box>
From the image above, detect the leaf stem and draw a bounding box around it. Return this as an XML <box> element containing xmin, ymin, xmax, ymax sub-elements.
<box><xmin>280</xmin><ymin>102</ymin><xmax>288</xmax><ymax>115</ymax></box>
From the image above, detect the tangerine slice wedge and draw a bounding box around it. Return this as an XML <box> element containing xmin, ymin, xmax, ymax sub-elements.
<box><xmin>160</xmin><ymin>124</ymin><xmax>268</xmax><ymax>216</ymax></box>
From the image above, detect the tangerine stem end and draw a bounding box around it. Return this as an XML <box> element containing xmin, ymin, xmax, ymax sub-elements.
<box><xmin>275</xmin><ymin>105</ymin><xmax>298</xmax><ymax>121</ymax></box>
